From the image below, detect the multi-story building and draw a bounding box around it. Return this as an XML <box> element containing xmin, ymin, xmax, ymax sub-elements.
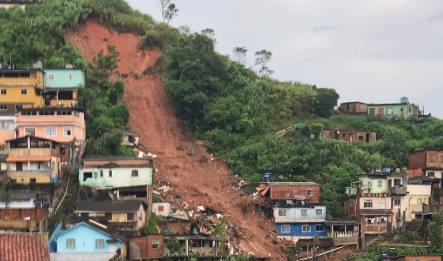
<box><xmin>257</xmin><ymin>181</ymin><xmax>321</xmax><ymax>204</ymax></box>
<box><xmin>43</xmin><ymin>68</ymin><xmax>85</xmax><ymax>108</ymax></box>
<box><xmin>16</xmin><ymin>107</ymin><xmax>86</xmax><ymax>144</ymax></box>
<box><xmin>320</xmin><ymin>129</ymin><xmax>376</xmax><ymax>144</ymax></box>
<box><xmin>0</xmin><ymin>68</ymin><xmax>45</xmax><ymax>110</ymax></box>
<box><xmin>343</xmin><ymin>170</ymin><xmax>408</xmax><ymax>235</ymax></box>
<box><xmin>5</xmin><ymin>135</ymin><xmax>61</xmax><ymax>184</ymax></box>
<box><xmin>367</xmin><ymin>97</ymin><xmax>421</xmax><ymax>120</ymax></box>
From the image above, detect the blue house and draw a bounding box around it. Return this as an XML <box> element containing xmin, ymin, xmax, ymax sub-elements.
<box><xmin>274</xmin><ymin>205</ymin><xmax>328</xmax><ymax>242</ymax></box>
<box><xmin>49</xmin><ymin>221</ymin><xmax>127</xmax><ymax>260</ymax></box>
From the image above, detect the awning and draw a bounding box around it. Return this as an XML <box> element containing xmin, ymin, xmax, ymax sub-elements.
<box><xmin>6</xmin><ymin>156</ymin><xmax>51</xmax><ymax>162</ymax></box>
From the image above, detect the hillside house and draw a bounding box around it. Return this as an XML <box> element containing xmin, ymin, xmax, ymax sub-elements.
<box><xmin>343</xmin><ymin>171</ymin><xmax>407</xmax><ymax>234</ymax></box>
<box><xmin>408</xmin><ymin>150</ymin><xmax>443</xmax><ymax>178</ymax></box>
<box><xmin>257</xmin><ymin>182</ymin><xmax>321</xmax><ymax>204</ymax></box>
<box><xmin>325</xmin><ymin>219</ymin><xmax>360</xmax><ymax>248</ymax></box>
<box><xmin>74</xmin><ymin>200</ymin><xmax>147</xmax><ymax>237</ymax></box>
<box><xmin>0</xmin><ymin>191</ymin><xmax>49</xmax><ymax>231</ymax></box>
<box><xmin>398</xmin><ymin>177</ymin><xmax>432</xmax><ymax>221</ymax></box>
<box><xmin>79</xmin><ymin>156</ymin><xmax>154</xmax><ymax>190</ymax></box>
<box><xmin>367</xmin><ymin>97</ymin><xmax>421</xmax><ymax>120</ymax></box>
<box><xmin>43</xmin><ymin>68</ymin><xmax>85</xmax><ymax>108</ymax></box>
<box><xmin>320</xmin><ymin>129</ymin><xmax>376</xmax><ymax>144</ymax></box>
<box><xmin>338</xmin><ymin>102</ymin><xmax>368</xmax><ymax>114</ymax></box>
<box><xmin>5</xmin><ymin>135</ymin><xmax>61</xmax><ymax>184</ymax></box>
<box><xmin>0</xmin><ymin>68</ymin><xmax>45</xmax><ymax>110</ymax></box>
<box><xmin>0</xmin><ymin>110</ymin><xmax>16</xmax><ymax>151</ymax></box>
<box><xmin>0</xmin><ymin>233</ymin><xmax>49</xmax><ymax>261</ymax></box>
<box><xmin>164</xmin><ymin>235</ymin><xmax>227</xmax><ymax>258</ymax></box>
<box><xmin>129</xmin><ymin>235</ymin><xmax>164</xmax><ymax>260</ymax></box>
<box><xmin>16</xmin><ymin>107</ymin><xmax>86</xmax><ymax>144</ymax></box>
<box><xmin>274</xmin><ymin>205</ymin><xmax>327</xmax><ymax>243</ymax></box>
<box><xmin>49</xmin><ymin>221</ymin><xmax>127</xmax><ymax>261</ymax></box>
<box><xmin>122</xmin><ymin>129</ymin><xmax>139</xmax><ymax>147</ymax></box>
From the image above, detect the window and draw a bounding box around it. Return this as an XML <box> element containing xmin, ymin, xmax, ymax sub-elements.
<box><xmin>393</xmin><ymin>198</ymin><xmax>401</xmax><ymax>206</ymax></box>
<box><xmin>40</xmin><ymin>111</ymin><xmax>54</xmax><ymax>115</ymax></box>
<box><xmin>316</xmin><ymin>224</ymin><xmax>324</xmax><ymax>232</ymax></box>
<box><xmin>306</xmin><ymin>189</ymin><xmax>314</xmax><ymax>196</ymax></box>
<box><xmin>1</xmin><ymin>89</ymin><xmax>6</xmax><ymax>95</ymax></box>
<box><xmin>292</xmin><ymin>188</ymin><xmax>299</xmax><ymax>195</ymax></box>
<box><xmin>158</xmin><ymin>205</ymin><xmax>164</xmax><ymax>212</ymax></box>
<box><xmin>430</xmin><ymin>154</ymin><xmax>436</xmax><ymax>162</ymax></box>
<box><xmin>109</xmin><ymin>170</ymin><xmax>112</xmax><ymax>177</ymax></box>
<box><xmin>22</xmin><ymin>110</ymin><xmax>37</xmax><ymax>116</ymax></box>
<box><xmin>0</xmin><ymin>104</ymin><xmax>6</xmax><ymax>110</ymax></box>
<box><xmin>301</xmin><ymin>209</ymin><xmax>308</xmax><ymax>216</ymax></box>
<box><xmin>24</xmin><ymin>128</ymin><xmax>36</xmax><ymax>136</ymax></box>
<box><xmin>100</xmin><ymin>170</ymin><xmax>103</xmax><ymax>177</ymax></box>
<box><xmin>21</xmin><ymin>89</ymin><xmax>27</xmax><ymax>95</ymax></box>
<box><xmin>45</xmin><ymin>127</ymin><xmax>56</xmax><ymax>137</ymax></box>
<box><xmin>379</xmin><ymin>201</ymin><xmax>386</xmax><ymax>209</ymax></box>
<box><xmin>281</xmin><ymin>225</ymin><xmax>290</xmax><ymax>233</ymax></box>
<box><xmin>57</xmin><ymin>110</ymin><xmax>71</xmax><ymax>116</ymax></box>
<box><xmin>364</xmin><ymin>200</ymin><xmax>373</xmax><ymax>208</ymax></box>
<box><xmin>131</xmin><ymin>170</ymin><xmax>139</xmax><ymax>177</ymax></box>
<box><xmin>63</xmin><ymin>127</ymin><xmax>72</xmax><ymax>136</ymax></box>
<box><xmin>316</xmin><ymin>209</ymin><xmax>323</xmax><ymax>216</ymax></box>
<box><xmin>417</xmin><ymin>198</ymin><xmax>423</xmax><ymax>205</ymax></box>
<box><xmin>95</xmin><ymin>239</ymin><xmax>104</xmax><ymax>249</ymax></box>
<box><xmin>127</xmin><ymin>213</ymin><xmax>135</xmax><ymax>221</ymax></box>
<box><xmin>377</xmin><ymin>180</ymin><xmax>383</xmax><ymax>188</ymax></box>
<box><xmin>83</xmin><ymin>172</ymin><xmax>92</xmax><ymax>181</ymax></box>
<box><xmin>152</xmin><ymin>240</ymin><xmax>160</xmax><ymax>249</ymax></box>
<box><xmin>302</xmin><ymin>224</ymin><xmax>311</xmax><ymax>233</ymax></box>
<box><xmin>394</xmin><ymin>179</ymin><xmax>401</xmax><ymax>186</ymax></box>
<box><xmin>278</xmin><ymin>209</ymin><xmax>286</xmax><ymax>216</ymax></box>
<box><xmin>67</xmin><ymin>74</ymin><xmax>74</xmax><ymax>81</ymax></box>
<box><xmin>66</xmin><ymin>239</ymin><xmax>75</xmax><ymax>249</ymax></box>
<box><xmin>49</xmin><ymin>74</ymin><xmax>55</xmax><ymax>80</ymax></box>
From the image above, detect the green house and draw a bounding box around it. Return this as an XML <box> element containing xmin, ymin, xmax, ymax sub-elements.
<box><xmin>367</xmin><ymin>97</ymin><xmax>421</xmax><ymax>120</ymax></box>
<box><xmin>43</xmin><ymin>68</ymin><xmax>85</xmax><ymax>107</ymax></box>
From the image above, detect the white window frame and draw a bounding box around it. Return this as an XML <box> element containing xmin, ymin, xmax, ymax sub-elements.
<box><xmin>306</xmin><ymin>189</ymin><xmax>314</xmax><ymax>196</ymax></box>
<box><xmin>364</xmin><ymin>200</ymin><xmax>373</xmax><ymax>208</ymax></box>
<box><xmin>152</xmin><ymin>240</ymin><xmax>160</xmax><ymax>249</ymax></box>
<box><xmin>278</xmin><ymin>209</ymin><xmax>286</xmax><ymax>216</ymax></box>
<box><xmin>45</xmin><ymin>127</ymin><xmax>57</xmax><ymax>137</ymax></box>
<box><xmin>66</xmin><ymin>239</ymin><xmax>75</xmax><ymax>249</ymax></box>
<box><xmin>64</xmin><ymin>127</ymin><xmax>72</xmax><ymax>136</ymax></box>
<box><xmin>24</xmin><ymin>127</ymin><xmax>36</xmax><ymax>136</ymax></box>
<box><xmin>316</xmin><ymin>208</ymin><xmax>322</xmax><ymax>216</ymax></box>
<box><xmin>95</xmin><ymin>239</ymin><xmax>104</xmax><ymax>249</ymax></box>
<box><xmin>281</xmin><ymin>224</ymin><xmax>290</xmax><ymax>233</ymax></box>
<box><xmin>377</xmin><ymin>180</ymin><xmax>383</xmax><ymax>188</ymax></box>
<box><xmin>49</xmin><ymin>74</ymin><xmax>55</xmax><ymax>81</ymax></box>
<box><xmin>302</xmin><ymin>224</ymin><xmax>311</xmax><ymax>233</ymax></box>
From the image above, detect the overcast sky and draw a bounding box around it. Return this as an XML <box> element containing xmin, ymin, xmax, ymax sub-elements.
<box><xmin>126</xmin><ymin>0</ymin><xmax>443</xmax><ymax>118</ymax></box>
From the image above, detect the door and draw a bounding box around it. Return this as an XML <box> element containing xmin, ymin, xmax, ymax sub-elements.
<box><xmin>369</xmin><ymin>108</ymin><xmax>375</xmax><ymax>116</ymax></box>
<box><xmin>16</xmin><ymin>162</ymin><xmax>23</xmax><ymax>171</ymax></box>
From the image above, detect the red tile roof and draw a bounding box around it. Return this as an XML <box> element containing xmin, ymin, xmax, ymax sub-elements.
<box><xmin>0</xmin><ymin>233</ymin><xmax>49</xmax><ymax>261</ymax></box>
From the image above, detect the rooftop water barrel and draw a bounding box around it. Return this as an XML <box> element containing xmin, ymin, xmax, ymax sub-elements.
<box><xmin>400</xmin><ymin>97</ymin><xmax>409</xmax><ymax>104</ymax></box>
<box><xmin>262</xmin><ymin>172</ymin><xmax>272</xmax><ymax>182</ymax></box>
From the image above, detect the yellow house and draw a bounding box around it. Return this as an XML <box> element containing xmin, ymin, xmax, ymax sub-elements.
<box><xmin>0</xmin><ymin>69</ymin><xmax>45</xmax><ymax>110</ymax></box>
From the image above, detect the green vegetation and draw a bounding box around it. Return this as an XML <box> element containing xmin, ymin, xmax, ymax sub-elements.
<box><xmin>142</xmin><ymin>214</ymin><xmax>166</xmax><ymax>235</ymax></box>
<box><xmin>344</xmin><ymin>246</ymin><xmax>443</xmax><ymax>261</ymax></box>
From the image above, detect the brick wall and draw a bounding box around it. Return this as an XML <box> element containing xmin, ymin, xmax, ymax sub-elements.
<box><xmin>270</xmin><ymin>184</ymin><xmax>320</xmax><ymax>203</ymax></box>
<box><xmin>409</xmin><ymin>151</ymin><xmax>427</xmax><ymax>169</ymax></box>
<box><xmin>129</xmin><ymin>235</ymin><xmax>164</xmax><ymax>259</ymax></box>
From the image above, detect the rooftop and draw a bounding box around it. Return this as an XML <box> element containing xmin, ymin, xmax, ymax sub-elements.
<box><xmin>0</xmin><ymin>233</ymin><xmax>49</xmax><ymax>261</ymax></box>
<box><xmin>75</xmin><ymin>200</ymin><xmax>145</xmax><ymax>213</ymax></box>
<box><xmin>261</xmin><ymin>182</ymin><xmax>320</xmax><ymax>186</ymax></box>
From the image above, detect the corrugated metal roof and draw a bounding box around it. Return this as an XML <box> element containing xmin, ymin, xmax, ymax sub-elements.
<box><xmin>75</xmin><ymin>200</ymin><xmax>144</xmax><ymax>213</ymax></box>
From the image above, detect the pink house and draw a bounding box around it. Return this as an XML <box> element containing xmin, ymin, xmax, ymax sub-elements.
<box><xmin>16</xmin><ymin>108</ymin><xmax>86</xmax><ymax>144</ymax></box>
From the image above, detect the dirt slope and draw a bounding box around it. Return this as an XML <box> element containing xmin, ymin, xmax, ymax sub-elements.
<box><xmin>68</xmin><ymin>20</ymin><xmax>285</xmax><ymax>260</ymax></box>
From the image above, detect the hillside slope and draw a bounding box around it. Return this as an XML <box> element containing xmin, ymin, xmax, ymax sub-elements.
<box><xmin>67</xmin><ymin>20</ymin><xmax>285</xmax><ymax>260</ymax></box>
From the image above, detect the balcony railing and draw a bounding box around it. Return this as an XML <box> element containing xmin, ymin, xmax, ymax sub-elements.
<box><xmin>363</xmin><ymin>224</ymin><xmax>388</xmax><ymax>234</ymax></box>
<box><xmin>423</xmin><ymin>204</ymin><xmax>443</xmax><ymax>214</ymax></box>
<box><xmin>390</xmin><ymin>186</ymin><xmax>407</xmax><ymax>195</ymax></box>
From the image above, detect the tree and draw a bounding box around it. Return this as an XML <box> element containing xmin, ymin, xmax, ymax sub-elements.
<box><xmin>315</xmin><ymin>88</ymin><xmax>340</xmax><ymax>118</ymax></box>
<box><xmin>233</xmin><ymin>46</ymin><xmax>247</xmax><ymax>65</ymax></box>
<box><xmin>201</xmin><ymin>28</ymin><xmax>216</xmax><ymax>44</ymax></box>
<box><xmin>428</xmin><ymin>211</ymin><xmax>442</xmax><ymax>249</ymax></box>
<box><xmin>254</xmin><ymin>49</ymin><xmax>273</xmax><ymax>78</ymax></box>
<box><xmin>158</xmin><ymin>0</ymin><xmax>178</xmax><ymax>24</ymax></box>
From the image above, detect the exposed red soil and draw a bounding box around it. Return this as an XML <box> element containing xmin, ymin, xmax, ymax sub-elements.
<box><xmin>67</xmin><ymin>20</ymin><xmax>285</xmax><ymax>260</ymax></box>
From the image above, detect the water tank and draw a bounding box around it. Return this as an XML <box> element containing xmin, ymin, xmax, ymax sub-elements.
<box><xmin>382</xmin><ymin>167</ymin><xmax>391</xmax><ymax>174</ymax></box>
<box><xmin>400</xmin><ymin>97</ymin><xmax>409</xmax><ymax>104</ymax></box>
<box><xmin>262</xmin><ymin>172</ymin><xmax>272</xmax><ymax>182</ymax></box>
<box><xmin>65</xmin><ymin>64</ymin><xmax>73</xmax><ymax>69</ymax></box>
<box><xmin>32</xmin><ymin>61</ymin><xmax>42</xmax><ymax>69</ymax></box>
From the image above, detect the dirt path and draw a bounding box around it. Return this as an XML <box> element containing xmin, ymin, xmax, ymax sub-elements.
<box><xmin>67</xmin><ymin>20</ymin><xmax>285</xmax><ymax>260</ymax></box>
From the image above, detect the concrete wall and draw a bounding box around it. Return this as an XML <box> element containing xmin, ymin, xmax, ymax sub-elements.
<box><xmin>44</xmin><ymin>69</ymin><xmax>85</xmax><ymax>89</ymax></box>
<box><xmin>274</xmin><ymin>206</ymin><xmax>326</xmax><ymax>223</ymax></box>
<box><xmin>79</xmin><ymin>166</ymin><xmax>153</xmax><ymax>189</ymax></box>
<box><xmin>359</xmin><ymin>197</ymin><xmax>392</xmax><ymax>210</ymax></box>
<box><xmin>129</xmin><ymin>235</ymin><xmax>164</xmax><ymax>260</ymax></box>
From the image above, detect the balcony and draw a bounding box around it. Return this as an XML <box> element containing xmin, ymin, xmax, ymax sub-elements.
<box><xmin>390</xmin><ymin>186</ymin><xmax>407</xmax><ymax>195</ymax></box>
<box><xmin>423</xmin><ymin>204</ymin><xmax>443</xmax><ymax>214</ymax></box>
<box><xmin>363</xmin><ymin>224</ymin><xmax>388</xmax><ymax>234</ymax></box>
<box><xmin>329</xmin><ymin>231</ymin><xmax>359</xmax><ymax>246</ymax></box>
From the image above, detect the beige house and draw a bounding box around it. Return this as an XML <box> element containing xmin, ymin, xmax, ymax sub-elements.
<box><xmin>74</xmin><ymin>200</ymin><xmax>147</xmax><ymax>237</ymax></box>
<box><xmin>393</xmin><ymin>177</ymin><xmax>432</xmax><ymax>221</ymax></box>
